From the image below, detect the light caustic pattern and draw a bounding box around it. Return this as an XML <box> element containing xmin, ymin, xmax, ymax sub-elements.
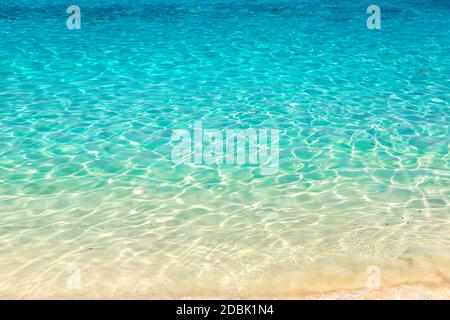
<box><xmin>0</xmin><ymin>0</ymin><xmax>449</xmax><ymax>298</ymax></box>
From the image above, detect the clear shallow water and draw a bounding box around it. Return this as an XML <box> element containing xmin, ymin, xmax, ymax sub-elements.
<box><xmin>0</xmin><ymin>0</ymin><xmax>449</xmax><ymax>298</ymax></box>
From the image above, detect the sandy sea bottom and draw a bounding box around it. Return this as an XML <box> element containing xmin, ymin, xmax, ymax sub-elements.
<box><xmin>1</xmin><ymin>188</ymin><xmax>449</xmax><ymax>299</ymax></box>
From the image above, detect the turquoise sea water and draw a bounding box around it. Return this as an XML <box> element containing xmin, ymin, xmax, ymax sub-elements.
<box><xmin>0</xmin><ymin>0</ymin><xmax>449</xmax><ymax>298</ymax></box>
